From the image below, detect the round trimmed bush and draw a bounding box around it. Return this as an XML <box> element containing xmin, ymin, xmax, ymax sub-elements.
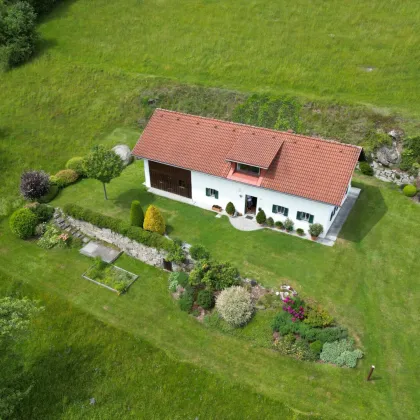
<box><xmin>275</xmin><ymin>221</ymin><xmax>284</xmax><ymax>229</ymax></box>
<box><xmin>309</xmin><ymin>223</ymin><xmax>324</xmax><ymax>238</ymax></box>
<box><xmin>197</xmin><ymin>289</ymin><xmax>214</xmax><ymax>309</ymax></box>
<box><xmin>403</xmin><ymin>184</ymin><xmax>417</xmax><ymax>197</ymax></box>
<box><xmin>216</xmin><ymin>286</ymin><xmax>254</xmax><ymax>327</ymax></box>
<box><xmin>53</xmin><ymin>169</ymin><xmax>79</xmax><ymax>188</ymax></box>
<box><xmin>9</xmin><ymin>208</ymin><xmax>38</xmax><ymax>239</ymax></box>
<box><xmin>296</xmin><ymin>228</ymin><xmax>305</xmax><ymax>236</ymax></box>
<box><xmin>266</xmin><ymin>217</ymin><xmax>274</xmax><ymax>227</ymax></box>
<box><xmin>130</xmin><ymin>200</ymin><xmax>144</xmax><ymax>227</ymax></box>
<box><xmin>143</xmin><ymin>205</ymin><xmax>165</xmax><ymax>235</ymax></box>
<box><xmin>190</xmin><ymin>244</ymin><xmax>210</xmax><ymax>261</ymax></box>
<box><xmin>359</xmin><ymin>162</ymin><xmax>373</xmax><ymax>176</ymax></box>
<box><xmin>225</xmin><ymin>202</ymin><xmax>235</xmax><ymax>216</ymax></box>
<box><xmin>65</xmin><ymin>157</ymin><xmax>86</xmax><ymax>176</ymax></box>
<box><xmin>256</xmin><ymin>209</ymin><xmax>266</xmax><ymax>224</ymax></box>
<box><xmin>20</xmin><ymin>170</ymin><xmax>50</xmax><ymax>201</ymax></box>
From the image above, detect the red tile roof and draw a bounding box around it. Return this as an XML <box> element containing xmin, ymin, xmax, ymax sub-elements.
<box><xmin>226</xmin><ymin>131</ymin><xmax>283</xmax><ymax>169</ymax></box>
<box><xmin>132</xmin><ymin>109</ymin><xmax>362</xmax><ymax>206</ymax></box>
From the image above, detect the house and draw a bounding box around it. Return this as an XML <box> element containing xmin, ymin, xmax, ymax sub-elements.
<box><xmin>132</xmin><ymin>109</ymin><xmax>362</xmax><ymax>238</ymax></box>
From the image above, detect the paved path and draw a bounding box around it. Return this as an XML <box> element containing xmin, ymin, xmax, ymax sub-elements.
<box><xmin>228</xmin><ymin>215</ymin><xmax>264</xmax><ymax>232</ymax></box>
<box><xmin>80</xmin><ymin>241</ymin><xmax>122</xmax><ymax>263</ymax></box>
<box><xmin>319</xmin><ymin>187</ymin><xmax>361</xmax><ymax>246</ymax></box>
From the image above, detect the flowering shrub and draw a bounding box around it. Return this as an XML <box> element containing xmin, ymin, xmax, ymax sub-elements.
<box><xmin>282</xmin><ymin>296</ymin><xmax>305</xmax><ymax>322</ymax></box>
<box><xmin>216</xmin><ymin>286</ymin><xmax>254</xmax><ymax>327</ymax></box>
<box><xmin>37</xmin><ymin>225</ymin><xmax>70</xmax><ymax>249</ymax></box>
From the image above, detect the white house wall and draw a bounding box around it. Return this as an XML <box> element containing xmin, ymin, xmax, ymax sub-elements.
<box><xmin>143</xmin><ymin>159</ymin><xmax>349</xmax><ymax>238</ymax></box>
<box><xmin>191</xmin><ymin>170</ymin><xmax>333</xmax><ymax>237</ymax></box>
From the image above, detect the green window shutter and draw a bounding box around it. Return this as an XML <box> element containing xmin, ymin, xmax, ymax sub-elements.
<box><xmin>272</xmin><ymin>205</ymin><xmax>276</xmax><ymax>213</ymax></box>
<box><xmin>206</xmin><ymin>188</ymin><xmax>210</xmax><ymax>197</ymax></box>
<box><xmin>215</xmin><ymin>190</ymin><xmax>219</xmax><ymax>199</ymax></box>
<box><xmin>296</xmin><ymin>211</ymin><xmax>301</xmax><ymax>220</ymax></box>
<box><xmin>309</xmin><ymin>215</ymin><xmax>314</xmax><ymax>223</ymax></box>
<box><xmin>284</xmin><ymin>208</ymin><xmax>289</xmax><ymax>217</ymax></box>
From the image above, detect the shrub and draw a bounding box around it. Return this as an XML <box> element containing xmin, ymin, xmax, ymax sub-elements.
<box><xmin>216</xmin><ymin>286</ymin><xmax>254</xmax><ymax>327</ymax></box>
<box><xmin>296</xmin><ymin>228</ymin><xmax>305</xmax><ymax>236</ymax></box>
<box><xmin>309</xmin><ymin>223</ymin><xmax>323</xmax><ymax>238</ymax></box>
<box><xmin>304</xmin><ymin>305</ymin><xmax>334</xmax><ymax>327</ymax></box>
<box><xmin>197</xmin><ymin>290</ymin><xmax>214</xmax><ymax>309</ymax></box>
<box><xmin>130</xmin><ymin>200</ymin><xmax>144</xmax><ymax>227</ymax></box>
<box><xmin>282</xmin><ymin>296</ymin><xmax>305</xmax><ymax>322</ymax></box>
<box><xmin>274</xmin><ymin>334</ymin><xmax>317</xmax><ymax>361</ymax></box>
<box><xmin>403</xmin><ymin>184</ymin><xmax>417</xmax><ymax>197</ymax></box>
<box><xmin>309</xmin><ymin>340</ymin><xmax>323</xmax><ymax>355</ymax></box>
<box><xmin>225</xmin><ymin>202</ymin><xmax>235</xmax><ymax>215</ymax></box>
<box><xmin>283</xmin><ymin>218</ymin><xmax>294</xmax><ymax>231</ymax></box>
<box><xmin>201</xmin><ymin>261</ymin><xmax>240</xmax><ymax>290</ymax></box>
<box><xmin>9</xmin><ymin>208</ymin><xmax>38</xmax><ymax>239</ymax></box>
<box><xmin>189</xmin><ymin>244</ymin><xmax>210</xmax><ymax>261</ymax></box>
<box><xmin>272</xmin><ymin>311</ymin><xmax>295</xmax><ymax>334</ymax></box>
<box><xmin>266</xmin><ymin>217</ymin><xmax>274</xmax><ymax>227</ymax></box>
<box><xmin>302</xmin><ymin>326</ymin><xmax>348</xmax><ymax>343</ymax></box>
<box><xmin>169</xmin><ymin>271</ymin><xmax>189</xmax><ymax>288</ymax></box>
<box><xmin>38</xmin><ymin>184</ymin><xmax>59</xmax><ymax>203</ymax></box>
<box><xmin>275</xmin><ymin>221</ymin><xmax>284</xmax><ymax>229</ymax></box>
<box><xmin>166</xmin><ymin>242</ymin><xmax>186</xmax><ymax>264</ymax></box>
<box><xmin>179</xmin><ymin>290</ymin><xmax>194</xmax><ymax>313</ymax></box>
<box><xmin>256</xmin><ymin>209</ymin><xmax>266</xmax><ymax>224</ymax></box>
<box><xmin>20</xmin><ymin>170</ymin><xmax>50</xmax><ymax>201</ymax></box>
<box><xmin>65</xmin><ymin>157</ymin><xmax>86</xmax><ymax>176</ymax></box>
<box><xmin>359</xmin><ymin>161</ymin><xmax>373</xmax><ymax>176</ymax></box>
<box><xmin>37</xmin><ymin>224</ymin><xmax>69</xmax><ymax>249</ymax></box>
<box><xmin>320</xmin><ymin>339</ymin><xmax>363</xmax><ymax>368</ymax></box>
<box><xmin>28</xmin><ymin>203</ymin><xmax>54</xmax><ymax>222</ymax></box>
<box><xmin>54</xmin><ymin>169</ymin><xmax>79</xmax><ymax>187</ymax></box>
<box><xmin>257</xmin><ymin>293</ymin><xmax>282</xmax><ymax>310</ymax></box>
<box><xmin>143</xmin><ymin>205</ymin><xmax>165</xmax><ymax>235</ymax></box>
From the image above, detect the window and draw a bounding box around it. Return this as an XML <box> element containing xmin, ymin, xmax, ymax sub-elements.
<box><xmin>237</xmin><ymin>163</ymin><xmax>260</xmax><ymax>175</ymax></box>
<box><xmin>330</xmin><ymin>205</ymin><xmax>339</xmax><ymax>221</ymax></box>
<box><xmin>205</xmin><ymin>188</ymin><xmax>219</xmax><ymax>199</ymax></box>
<box><xmin>297</xmin><ymin>211</ymin><xmax>314</xmax><ymax>223</ymax></box>
<box><xmin>272</xmin><ymin>204</ymin><xmax>288</xmax><ymax>216</ymax></box>
<box><xmin>178</xmin><ymin>180</ymin><xmax>186</xmax><ymax>188</ymax></box>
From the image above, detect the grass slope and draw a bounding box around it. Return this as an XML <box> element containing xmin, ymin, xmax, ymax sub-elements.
<box><xmin>0</xmin><ymin>274</ymin><xmax>294</xmax><ymax>419</ymax></box>
<box><xmin>29</xmin><ymin>161</ymin><xmax>420</xmax><ymax>418</ymax></box>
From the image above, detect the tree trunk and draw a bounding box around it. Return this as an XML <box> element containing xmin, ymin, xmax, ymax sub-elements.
<box><xmin>102</xmin><ymin>183</ymin><xmax>108</xmax><ymax>200</ymax></box>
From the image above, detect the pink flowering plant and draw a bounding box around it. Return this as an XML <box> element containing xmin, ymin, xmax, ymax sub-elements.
<box><xmin>282</xmin><ymin>296</ymin><xmax>305</xmax><ymax>322</ymax></box>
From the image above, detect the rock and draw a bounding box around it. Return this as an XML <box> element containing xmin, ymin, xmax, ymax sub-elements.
<box><xmin>90</xmin><ymin>398</ymin><xmax>96</xmax><ymax>405</ymax></box>
<box><xmin>112</xmin><ymin>145</ymin><xmax>133</xmax><ymax>166</ymax></box>
<box><xmin>375</xmin><ymin>144</ymin><xmax>400</xmax><ymax>166</ymax></box>
<box><xmin>388</xmin><ymin>128</ymin><xmax>404</xmax><ymax>141</ymax></box>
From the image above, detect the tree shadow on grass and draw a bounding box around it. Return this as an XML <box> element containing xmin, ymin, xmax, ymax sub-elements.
<box><xmin>339</xmin><ymin>182</ymin><xmax>388</xmax><ymax>242</ymax></box>
<box><xmin>17</xmin><ymin>345</ymin><xmax>97</xmax><ymax>419</ymax></box>
<box><xmin>113</xmin><ymin>188</ymin><xmax>156</xmax><ymax>210</ymax></box>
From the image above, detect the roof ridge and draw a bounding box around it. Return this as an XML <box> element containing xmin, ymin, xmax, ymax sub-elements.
<box><xmin>154</xmin><ymin>108</ymin><xmax>362</xmax><ymax>151</ymax></box>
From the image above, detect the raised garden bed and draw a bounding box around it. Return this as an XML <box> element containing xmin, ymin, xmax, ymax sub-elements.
<box><xmin>212</xmin><ymin>205</ymin><xmax>222</xmax><ymax>212</ymax></box>
<box><xmin>82</xmin><ymin>258</ymin><xmax>138</xmax><ymax>295</ymax></box>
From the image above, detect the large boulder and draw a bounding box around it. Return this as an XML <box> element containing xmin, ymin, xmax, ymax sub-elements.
<box><xmin>375</xmin><ymin>143</ymin><xmax>400</xmax><ymax>166</ymax></box>
<box><xmin>388</xmin><ymin>128</ymin><xmax>404</xmax><ymax>141</ymax></box>
<box><xmin>112</xmin><ymin>145</ymin><xmax>133</xmax><ymax>166</ymax></box>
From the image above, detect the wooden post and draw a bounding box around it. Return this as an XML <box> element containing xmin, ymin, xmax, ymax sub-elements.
<box><xmin>367</xmin><ymin>365</ymin><xmax>375</xmax><ymax>381</ymax></box>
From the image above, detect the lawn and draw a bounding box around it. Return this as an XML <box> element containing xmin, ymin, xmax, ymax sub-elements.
<box><xmin>6</xmin><ymin>160</ymin><xmax>416</xmax><ymax>418</ymax></box>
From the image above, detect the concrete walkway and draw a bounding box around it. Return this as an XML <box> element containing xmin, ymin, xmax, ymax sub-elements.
<box><xmin>228</xmin><ymin>215</ymin><xmax>264</xmax><ymax>231</ymax></box>
<box><xmin>80</xmin><ymin>241</ymin><xmax>122</xmax><ymax>263</ymax></box>
<box><xmin>319</xmin><ymin>187</ymin><xmax>361</xmax><ymax>246</ymax></box>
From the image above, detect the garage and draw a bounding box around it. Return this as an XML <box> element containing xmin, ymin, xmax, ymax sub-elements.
<box><xmin>149</xmin><ymin>161</ymin><xmax>192</xmax><ymax>198</ymax></box>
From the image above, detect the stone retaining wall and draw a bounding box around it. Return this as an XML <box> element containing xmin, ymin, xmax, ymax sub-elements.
<box><xmin>357</xmin><ymin>162</ymin><xmax>416</xmax><ymax>186</ymax></box>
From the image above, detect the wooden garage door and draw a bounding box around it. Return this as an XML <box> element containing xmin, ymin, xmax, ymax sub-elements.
<box><xmin>149</xmin><ymin>161</ymin><xmax>192</xmax><ymax>198</ymax></box>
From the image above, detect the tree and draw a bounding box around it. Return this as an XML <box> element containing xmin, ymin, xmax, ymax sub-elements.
<box><xmin>130</xmin><ymin>200</ymin><xmax>144</xmax><ymax>227</ymax></box>
<box><xmin>143</xmin><ymin>205</ymin><xmax>165</xmax><ymax>235</ymax></box>
<box><xmin>20</xmin><ymin>170</ymin><xmax>50</xmax><ymax>200</ymax></box>
<box><xmin>84</xmin><ymin>145</ymin><xmax>123</xmax><ymax>200</ymax></box>
<box><xmin>0</xmin><ymin>1</ymin><xmax>37</xmax><ymax>70</ymax></box>
<box><xmin>0</xmin><ymin>296</ymin><xmax>43</xmax><ymax>418</ymax></box>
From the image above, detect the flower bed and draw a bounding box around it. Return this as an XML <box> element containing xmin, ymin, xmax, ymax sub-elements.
<box><xmin>82</xmin><ymin>257</ymin><xmax>138</xmax><ymax>295</ymax></box>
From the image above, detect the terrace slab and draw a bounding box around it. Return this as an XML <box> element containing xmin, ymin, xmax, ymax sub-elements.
<box><xmin>80</xmin><ymin>241</ymin><xmax>121</xmax><ymax>263</ymax></box>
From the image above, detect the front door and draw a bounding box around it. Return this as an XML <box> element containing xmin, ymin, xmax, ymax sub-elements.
<box><xmin>245</xmin><ymin>195</ymin><xmax>257</xmax><ymax>215</ymax></box>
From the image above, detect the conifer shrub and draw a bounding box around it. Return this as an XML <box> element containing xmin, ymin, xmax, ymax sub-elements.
<box><xmin>225</xmin><ymin>202</ymin><xmax>235</xmax><ymax>215</ymax></box>
<box><xmin>143</xmin><ymin>205</ymin><xmax>165</xmax><ymax>235</ymax></box>
<box><xmin>197</xmin><ymin>289</ymin><xmax>214</xmax><ymax>309</ymax></box>
<box><xmin>359</xmin><ymin>162</ymin><xmax>373</xmax><ymax>176</ymax></box>
<box><xmin>256</xmin><ymin>209</ymin><xmax>266</xmax><ymax>224</ymax></box>
<box><xmin>266</xmin><ymin>217</ymin><xmax>274</xmax><ymax>227</ymax></box>
<box><xmin>130</xmin><ymin>200</ymin><xmax>144</xmax><ymax>227</ymax></box>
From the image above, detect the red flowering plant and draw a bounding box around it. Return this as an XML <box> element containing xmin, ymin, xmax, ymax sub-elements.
<box><xmin>282</xmin><ymin>296</ymin><xmax>306</xmax><ymax>322</ymax></box>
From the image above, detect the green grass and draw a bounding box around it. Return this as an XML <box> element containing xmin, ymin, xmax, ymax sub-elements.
<box><xmin>19</xmin><ymin>160</ymin><xmax>419</xmax><ymax>418</ymax></box>
<box><xmin>0</xmin><ymin>272</ymin><xmax>294</xmax><ymax>419</ymax></box>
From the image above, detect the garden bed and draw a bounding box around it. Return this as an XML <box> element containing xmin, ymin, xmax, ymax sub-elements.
<box><xmin>82</xmin><ymin>258</ymin><xmax>138</xmax><ymax>295</ymax></box>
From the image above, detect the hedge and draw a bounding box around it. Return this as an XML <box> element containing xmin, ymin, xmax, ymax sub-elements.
<box><xmin>63</xmin><ymin>203</ymin><xmax>174</xmax><ymax>252</ymax></box>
